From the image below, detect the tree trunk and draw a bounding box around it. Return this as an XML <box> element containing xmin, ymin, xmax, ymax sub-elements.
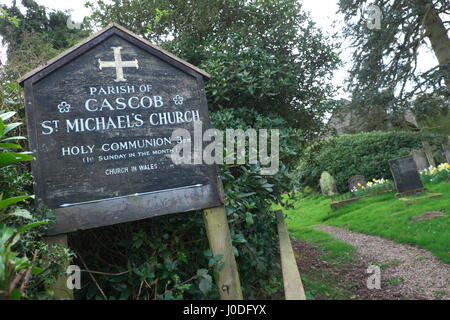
<box><xmin>418</xmin><ymin>0</ymin><xmax>450</xmax><ymax>89</ymax></box>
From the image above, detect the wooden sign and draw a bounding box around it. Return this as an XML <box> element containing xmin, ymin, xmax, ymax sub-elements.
<box><xmin>19</xmin><ymin>24</ymin><xmax>223</xmax><ymax>235</ymax></box>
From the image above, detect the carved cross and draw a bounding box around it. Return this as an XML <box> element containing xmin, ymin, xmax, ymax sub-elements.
<box><xmin>422</xmin><ymin>141</ymin><xmax>436</xmax><ymax>167</ymax></box>
<box><xmin>98</xmin><ymin>47</ymin><xmax>139</xmax><ymax>82</ymax></box>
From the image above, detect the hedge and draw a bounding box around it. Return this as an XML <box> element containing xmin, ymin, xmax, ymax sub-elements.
<box><xmin>298</xmin><ymin>131</ymin><xmax>447</xmax><ymax>193</ymax></box>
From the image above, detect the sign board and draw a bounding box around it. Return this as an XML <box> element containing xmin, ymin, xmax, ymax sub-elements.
<box><xmin>388</xmin><ymin>155</ymin><xmax>424</xmax><ymax>194</ymax></box>
<box><xmin>19</xmin><ymin>24</ymin><xmax>223</xmax><ymax>235</ymax></box>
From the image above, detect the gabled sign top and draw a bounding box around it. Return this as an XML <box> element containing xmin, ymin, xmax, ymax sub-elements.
<box><xmin>18</xmin><ymin>23</ymin><xmax>211</xmax><ymax>86</ymax></box>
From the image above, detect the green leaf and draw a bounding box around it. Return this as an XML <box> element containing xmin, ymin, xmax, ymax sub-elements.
<box><xmin>0</xmin><ymin>143</ymin><xmax>22</xmax><ymax>150</ymax></box>
<box><xmin>245</xmin><ymin>212</ymin><xmax>254</xmax><ymax>225</ymax></box>
<box><xmin>11</xmin><ymin>208</ymin><xmax>33</xmax><ymax>220</ymax></box>
<box><xmin>1</xmin><ymin>136</ymin><xmax>27</xmax><ymax>142</ymax></box>
<box><xmin>210</xmin><ymin>254</ymin><xmax>224</xmax><ymax>268</ymax></box>
<box><xmin>203</xmin><ymin>249</ymin><xmax>213</xmax><ymax>258</ymax></box>
<box><xmin>17</xmin><ymin>221</ymin><xmax>47</xmax><ymax>233</ymax></box>
<box><xmin>196</xmin><ymin>268</ymin><xmax>208</xmax><ymax>277</ymax></box>
<box><xmin>9</xmin><ymin>288</ymin><xmax>22</xmax><ymax>300</ymax></box>
<box><xmin>0</xmin><ymin>222</ymin><xmax>16</xmax><ymax>246</ymax></box>
<box><xmin>0</xmin><ymin>152</ymin><xmax>34</xmax><ymax>168</ymax></box>
<box><xmin>0</xmin><ymin>195</ymin><xmax>33</xmax><ymax>211</ymax></box>
<box><xmin>3</xmin><ymin>122</ymin><xmax>22</xmax><ymax>135</ymax></box>
<box><xmin>199</xmin><ymin>276</ymin><xmax>212</xmax><ymax>296</ymax></box>
<box><xmin>31</xmin><ymin>266</ymin><xmax>43</xmax><ymax>275</ymax></box>
<box><xmin>233</xmin><ymin>233</ymin><xmax>247</xmax><ymax>243</ymax></box>
<box><xmin>163</xmin><ymin>291</ymin><xmax>173</xmax><ymax>300</ymax></box>
<box><xmin>217</xmin><ymin>261</ymin><xmax>225</xmax><ymax>271</ymax></box>
<box><xmin>0</xmin><ymin>111</ymin><xmax>15</xmax><ymax>121</ymax></box>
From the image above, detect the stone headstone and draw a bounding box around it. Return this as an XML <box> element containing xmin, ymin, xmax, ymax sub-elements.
<box><xmin>442</xmin><ymin>143</ymin><xmax>450</xmax><ymax>163</ymax></box>
<box><xmin>319</xmin><ymin>171</ymin><xmax>337</xmax><ymax>196</ymax></box>
<box><xmin>404</xmin><ymin>109</ymin><xmax>419</xmax><ymax>128</ymax></box>
<box><xmin>389</xmin><ymin>155</ymin><xmax>424</xmax><ymax>194</ymax></box>
<box><xmin>18</xmin><ymin>24</ymin><xmax>222</xmax><ymax>235</ymax></box>
<box><xmin>348</xmin><ymin>175</ymin><xmax>366</xmax><ymax>193</ymax></box>
<box><xmin>410</xmin><ymin>149</ymin><xmax>428</xmax><ymax>171</ymax></box>
<box><xmin>422</xmin><ymin>141</ymin><xmax>436</xmax><ymax>167</ymax></box>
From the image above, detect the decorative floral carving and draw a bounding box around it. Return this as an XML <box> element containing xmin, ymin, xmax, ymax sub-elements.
<box><xmin>57</xmin><ymin>101</ymin><xmax>71</xmax><ymax>113</ymax></box>
<box><xmin>173</xmin><ymin>95</ymin><xmax>184</xmax><ymax>105</ymax></box>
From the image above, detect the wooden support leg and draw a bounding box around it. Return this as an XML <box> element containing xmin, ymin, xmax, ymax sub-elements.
<box><xmin>276</xmin><ymin>210</ymin><xmax>306</xmax><ymax>300</ymax></box>
<box><xmin>44</xmin><ymin>234</ymin><xmax>73</xmax><ymax>300</ymax></box>
<box><xmin>203</xmin><ymin>205</ymin><xmax>243</xmax><ymax>300</ymax></box>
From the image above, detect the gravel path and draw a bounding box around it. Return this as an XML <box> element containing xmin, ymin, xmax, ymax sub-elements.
<box><xmin>317</xmin><ymin>225</ymin><xmax>450</xmax><ymax>300</ymax></box>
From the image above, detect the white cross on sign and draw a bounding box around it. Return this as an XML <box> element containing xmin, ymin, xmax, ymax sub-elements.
<box><xmin>98</xmin><ymin>46</ymin><xmax>139</xmax><ymax>82</ymax></box>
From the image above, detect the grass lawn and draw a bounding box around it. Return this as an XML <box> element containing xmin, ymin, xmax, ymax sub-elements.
<box><xmin>274</xmin><ymin>181</ymin><xmax>449</xmax><ymax>299</ymax></box>
<box><xmin>277</xmin><ymin>181</ymin><xmax>450</xmax><ymax>263</ymax></box>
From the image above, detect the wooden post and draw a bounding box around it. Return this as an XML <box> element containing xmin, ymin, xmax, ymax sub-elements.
<box><xmin>44</xmin><ymin>234</ymin><xmax>73</xmax><ymax>300</ymax></box>
<box><xmin>203</xmin><ymin>205</ymin><xmax>243</xmax><ymax>300</ymax></box>
<box><xmin>276</xmin><ymin>210</ymin><xmax>306</xmax><ymax>300</ymax></box>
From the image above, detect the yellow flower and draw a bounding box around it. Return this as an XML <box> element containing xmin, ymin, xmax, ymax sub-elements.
<box><xmin>373</xmin><ymin>178</ymin><xmax>376</xmax><ymax>182</ymax></box>
<box><xmin>357</xmin><ymin>183</ymin><xmax>361</xmax><ymax>186</ymax></box>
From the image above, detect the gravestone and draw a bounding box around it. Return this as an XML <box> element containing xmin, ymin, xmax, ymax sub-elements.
<box><xmin>422</xmin><ymin>141</ymin><xmax>436</xmax><ymax>167</ymax></box>
<box><xmin>348</xmin><ymin>175</ymin><xmax>366</xmax><ymax>193</ymax></box>
<box><xmin>319</xmin><ymin>171</ymin><xmax>337</xmax><ymax>196</ymax></box>
<box><xmin>410</xmin><ymin>149</ymin><xmax>428</xmax><ymax>171</ymax></box>
<box><xmin>404</xmin><ymin>109</ymin><xmax>419</xmax><ymax>129</ymax></box>
<box><xmin>388</xmin><ymin>155</ymin><xmax>424</xmax><ymax>194</ymax></box>
<box><xmin>443</xmin><ymin>143</ymin><xmax>450</xmax><ymax>163</ymax></box>
<box><xmin>19</xmin><ymin>24</ymin><xmax>223</xmax><ymax>235</ymax></box>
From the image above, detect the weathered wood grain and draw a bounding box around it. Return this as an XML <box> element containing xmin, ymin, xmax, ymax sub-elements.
<box><xmin>18</xmin><ymin>23</ymin><xmax>210</xmax><ymax>85</ymax></box>
<box><xmin>276</xmin><ymin>210</ymin><xmax>306</xmax><ymax>300</ymax></box>
<box><xmin>203</xmin><ymin>206</ymin><xmax>243</xmax><ymax>300</ymax></box>
<box><xmin>21</xmin><ymin>25</ymin><xmax>221</xmax><ymax>235</ymax></box>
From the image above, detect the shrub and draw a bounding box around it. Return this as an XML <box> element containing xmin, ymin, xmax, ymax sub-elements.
<box><xmin>70</xmin><ymin>108</ymin><xmax>303</xmax><ymax>300</ymax></box>
<box><xmin>4</xmin><ymin>0</ymin><xmax>331</xmax><ymax>299</ymax></box>
<box><xmin>0</xmin><ymin>110</ymin><xmax>72</xmax><ymax>299</ymax></box>
<box><xmin>298</xmin><ymin>131</ymin><xmax>446</xmax><ymax>193</ymax></box>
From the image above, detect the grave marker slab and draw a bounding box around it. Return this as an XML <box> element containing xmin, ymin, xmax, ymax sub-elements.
<box><xmin>388</xmin><ymin>155</ymin><xmax>424</xmax><ymax>194</ymax></box>
<box><xmin>319</xmin><ymin>171</ymin><xmax>337</xmax><ymax>196</ymax></box>
<box><xmin>410</xmin><ymin>149</ymin><xmax>428</xmax><ymax>172</ymax></box>
<box><xmin>19</xmin><ymin>24</ymin><xmax>222</xmax><ymax>235</ymax></box>
<box><xmin>443</xmin><ymin>143</ymin><xmax>450</xmax><ymax>163</ymax></box>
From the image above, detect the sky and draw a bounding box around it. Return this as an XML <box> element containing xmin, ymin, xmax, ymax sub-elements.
<box><xmin>0</xmin><ymin>0</ymin><xmax>440</xmax><ymax>99</ymax></box>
